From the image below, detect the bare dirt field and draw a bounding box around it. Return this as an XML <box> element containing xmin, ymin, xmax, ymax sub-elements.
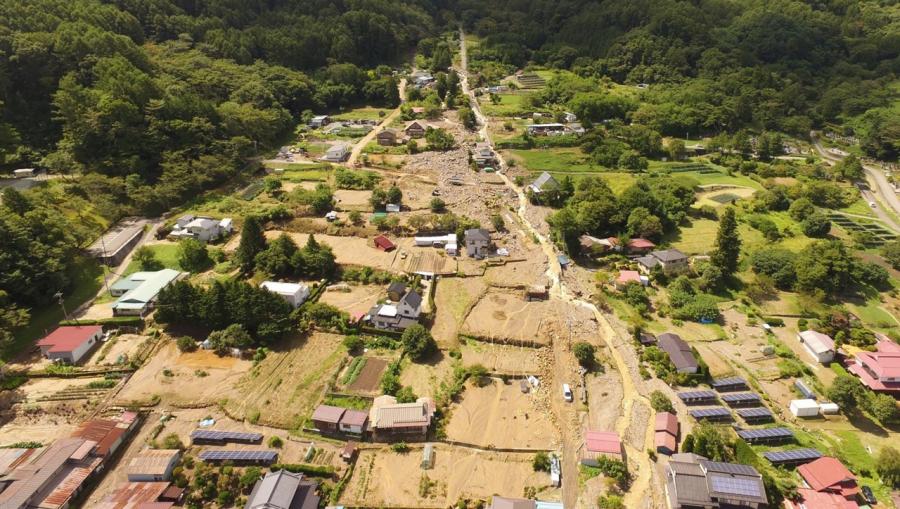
<box><xmin>347</xmin><ymin>358</ymin><xmax>388</xmax><ymax>393</ymax></box>
<box><xmin>334</xmin><ymin>189</ymin><xmax>373</xmax><ymax>211</ymax></box>
<box><xmin>319</xmin><ymin>284</ymin><xmax>383</xmax><ymax>316</ymax></box>
<box><xmin>431</xmin><ymin>277</ymin><xmax>487</xmax><ymax>347</ymax></box>
<box><xmin>586</xmin><ymin>370</ymin><xmax>624</xmax><ymax>432</ymax></box>
<box><xmin>399</xmin><ymin>355</ymin><xmax>454</xmax><ymax>399</ymax></box>
<box><xmin>445</xmin><ymin>379</ymin><xmax>557</xmax><ymax>449</ymax></box>
<box><xmin>115</xmin><ymin>341</ymin><xmax>252</xmax><ymax>406</ymax></box>
<box><xmin>85</xmin><ymin>333</ymin><xmax>149</xmax><ymax>366</ymax></box>
<box><xmin>460</xmin><ymin>341</ymin><xmax>542</xmax><ymax>375</ymax></box>
<box><xmin>224</xmin><ymin>332</ymin><xmax>346</xmax><ymax>428</ymax></box>
<box><xmin>266</xmin><ymin>231</ymin><xmax>409</xmax><ymax>272</ymax></box>
<box><xmin>0</xmin><ymin>405</ymin><xmax>81</xmax><ymax>445</ymax></box>
<box><xmin>341</xmin><ymin>446</ymin><xmax>556</xmax><ymax>507</ymax></box>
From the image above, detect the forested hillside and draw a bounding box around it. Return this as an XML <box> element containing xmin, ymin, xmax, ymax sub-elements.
<box><xmin>0</xmin><ymin>0</ymin><xmax>436</xmax><ymax>215</ymax></box>
<box><xmin>458</xmin><ymin>0</ymin><xmax>900</xmax><ymax>159</ymax></box>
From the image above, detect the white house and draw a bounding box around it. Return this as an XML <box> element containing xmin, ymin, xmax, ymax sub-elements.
<box><xmin>169</xmin><ymin>215</ymin><xmax>233</xmax><ymax>242</ymax></box>
<box><xmin>321</xmin><ymin>143</ymin><xmax>350</xmax><ymax>162</ymax></box>
<box><xmin>37</xmin><ymin>325</ymin><xmax>103</xmax><ymax>364</ymax></box>
<box><xmin>464</xmin><ymin>228</ymin><xmax>491</xmax><ymax>257</ymax></box>
<box><xmin>797</xmin><ymin>330</ymin><xmax>835</xmax><ymax>364</ymax></box>
<box><xmin>367</xmin><ymin>288</ymin><xmax>422</xmax><ymax>331</ymax></box>
<box><xmin>261</xmin><ymin>281</ymin><xmax>311</xmax><ymax>308</ymax></box>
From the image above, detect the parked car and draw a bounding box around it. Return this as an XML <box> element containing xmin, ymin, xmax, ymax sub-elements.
<box><xmin>562</xmin><ymin>383</ymin><xmax>573</xmax><ymax>402</ymax></box>
<box><xmin>861</xmin><ymin>486</ymin><xmax>876</xmax><ymax>505</ymax></box>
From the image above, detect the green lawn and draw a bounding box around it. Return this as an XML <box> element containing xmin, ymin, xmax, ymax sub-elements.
<box><xmin>122</xmin><ymin>243</ymin><xmax>181</xmax><ymax>277</ymax></box>
<box><xmin>480</xmin><ymin>92</ymin><xmax>532</xmax><ymax>117</ymax></box>
<box><xmin>846</xmin><ymin>299</ymin><xmax>899</xmax><ymax>331</ymax></box>
<box><xmin>6</xmin><ymin>257</ymin><xmax>104</xmax><ymax>360</ymax></box>
<box><xmin>508</xmin><ymin>148</ymin><xmax>596</xmax><ymax>173</ymax></box>
<box><xmin>840</xmin><ymin>198</ymin><xmax>878</xmax><ymax>218</ymax></box>
<box><xmin>331</xmin><ymin>106</ymin><xmax>389</xmax><ymax>121</ymax></box>
<box><xmin>671</xmin><ymin>169</ymin><xmax>765</xmax><ymax>190</ymax></box>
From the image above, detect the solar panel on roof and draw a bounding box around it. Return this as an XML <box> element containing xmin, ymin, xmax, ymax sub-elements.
<box><xmin>737</xmin><ymin>427</ymin><xmax>793</xmax><ymax>440</ymax></box>
<box><xmin>709</xmin><ymin>475</ymin><xmax>762</xmax><ymax>497</ymax></box>
<box><xmin>700</xmin><ymin>460</ymin><xmax>759</xmax><ymax>476</ymax></box>
<box><xmin>762</xmin><ymin>448</ymin><xmax>822</xmax><ymax>464</ymax></box>
<box><xmin>737</xmin><ymin>407</ymin><xmax>772</xmax><ymax>418</ymax></box>
<box><xmin>198</xmin><ymin>450</ymin><xmax>277</xmax><ymax>462</ymax></box>
<box><xmin>722</xmin><ymin>393</ymin><xmax>760</xmax><ymax>402</ymax></box>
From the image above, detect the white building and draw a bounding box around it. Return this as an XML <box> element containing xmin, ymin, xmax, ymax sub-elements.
<box><xmin>321</xmin><ymin>143</ymin><xmax>350</xmax><ymax>162</ymax></box>
<box><xmin>169</xmin><ymin>215</ymin><xmax>233</xmax><ymax>242</ymax></box>
<box><xmin>797</xmin><ymin>330</ymin><xmax>835</xmax><ymax>364</ymax></box>
<box><xmin>261</xmin><ymin>281</ymin><xmax>310</xmax><ymax>308</ymax></box>
<box><xmin>414</xmin><ymin>234</ymin><xmax>458</xmax><ymax>256</ymax></box>
<box><xmin>464</xmin><ymin>228</ymin><xmax>491</xmax><ymax>257</ymax></box>
<box><xmin>790</xmin><ymin>399</ymin><xmax>820</xmax><ymax>418</ymax></box>
<box><xmin>13</xmin><ymin>168</ymin><xmax>35</xmax><ymax>178</ymax></box>
<box><xmin>37</xmin><ymin>325</ymin><xmax>103</xmax><ymax>364</ymax></box>
<box><xmin>112</xmin><ymin>269</ymin><xmax>183</xmax><ymax>316</ymax></box>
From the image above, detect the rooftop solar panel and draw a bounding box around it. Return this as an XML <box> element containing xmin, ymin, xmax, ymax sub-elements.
<box><xmin>198</xmin><ymin>450</ymin><xmax>278</xmax><ymax>462</ymax></box>
<box><xmin>762</xmin><ymin>448</ymin><xmax>822</xmax><ymax>464</ymax></box>
<box><xmin>709</xmin><ymin>475</ymin><xmax>762</xmax><ymax>497</ymax></box>
<box><xmin>737</xmin><ymin>407</ymin><xmax>773</xmax><ymax>418</ymax></box>
<box><xmin>678</xmin><ymin>391</ymin><xmax>718</xmax><ymax>400</ymax></box>
<box><xmin>737</xmin><ymin>427</ymin><xmax>793</xmax><ymax>440</ymax></box>
<box><xmin>700</xmin><ymin>460</ymin><xmax>759</xmax><ymax>477</ymax></box>
<box><xmin>721</xmin><ymin>393</ymin><xmax>760</xmax><ymax>402</ymax></box>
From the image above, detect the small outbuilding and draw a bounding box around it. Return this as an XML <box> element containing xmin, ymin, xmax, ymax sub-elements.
<box><xmin>373</xmin><ymin>235</ymin><xmax>396</xmax><ymax>252</ymax></box>
<box><xmin>340</xmin><ymin>441</ymin><xmax>357</xmax><ymax>463</ymax></box>
<box><xmin>126</xmin><ymin>449</ymin><xmax>181</xmax><ymax>482</ymax></box>
<box><xmin>581</xmin><ymin>430</ymin><xmax>625</xmax><ymax>465</ymax></box>
<box><xmin>261</xmin><ymin>281</ymin><xmax>310</xmax><ymax>308</ymax></box>
<box><xmin>421</xmin><ymin>443</ymin><xmax>435</xmax><ymax>469</ymax></box>
<box><xmin>797</xmin><ymin>330</ymin><xmax>835</xmax><ymax>364</ymax></box>
<box><xmin>37</xmin><ymin>325</ymin><xmax>103</xmax><ymax>365</ymax></box>
<box><xmin>790</xmin><ymin>399</ymin><xmax>820</xmax><ymax>418</ymax></box>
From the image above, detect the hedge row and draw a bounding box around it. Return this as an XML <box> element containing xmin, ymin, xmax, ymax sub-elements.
<box><xmin>270</xmin><ymin>463</ymin><xmax>335</xmax><ymax>477</ymax></box>
<box><xmin>59</xmin><ymin>317</ymin><xmax>144</xmax><ymax>327</ymax></box>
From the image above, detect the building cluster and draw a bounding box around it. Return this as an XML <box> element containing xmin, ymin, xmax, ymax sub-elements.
<box><xmin>168</xmin><ymin>215</ymin><xmax>233</xmax><ymax>242</ymax></box>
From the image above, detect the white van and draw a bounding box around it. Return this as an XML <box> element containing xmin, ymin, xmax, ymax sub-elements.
<box><xmin>562</xmin><ymin>383</ymin><xmax>573</xmax><ymax>402</ymax></box>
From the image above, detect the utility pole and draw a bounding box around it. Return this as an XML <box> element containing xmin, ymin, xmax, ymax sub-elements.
<box><xmin>54</xmin><ymin>291</ymin><xmax>69</xmax><ymax>321</ymax></box>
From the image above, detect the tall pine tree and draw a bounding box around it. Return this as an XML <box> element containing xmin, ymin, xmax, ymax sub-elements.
<box><xmin>235</xmin><ymin>216</ymin><xmax>266</xmax><ymax>273</ymax></box>
<box><xmin>711</xmin><ymin>207</ymin><xmax>741</xmax><ymax>275</ymax></box>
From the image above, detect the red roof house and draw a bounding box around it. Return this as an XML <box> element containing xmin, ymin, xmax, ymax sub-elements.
<box><xmin>847</xmin><ymin>338</ymin><xmax>900</xmax><ymax>393</ymax></box>
<box><xmin>373</xmin><ymin>235</ymin><xmax>396</xmax><ymax>252</ymax></box>
<box><xmin>615</xmin><ymin>270</ymin><xmax>643</xmax><ymax>290</ymax></box>
<box><xmin>783</xmin><ymin>488</ymin><xmax>859</xmax><ymax>509</ymax></box>
<box><xmin>796</xmin><ymin>457</ymin><xmax>859</xmax><ymax>500</ymax></box>
<box><xmin>626</xmin><ymin>238</ymin><xmax>656</xmax><ymax>252</ymax></box>
<box><xmin>581</xmin><ymin>430</ymin><xmax>625</xmax><ymax>465</ymax></box>
<box><xmin>37</xmin><ymin>325</ymin><xmax>103</xmax><ymax>364</ymax></box>
<box><xmin>654</xmin><ymin>412</ymin><xmax>679</xmax><ymax>455</ymax></box>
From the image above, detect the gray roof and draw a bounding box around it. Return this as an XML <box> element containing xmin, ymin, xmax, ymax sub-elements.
<box><xmin>667</xmin><ymin>454</ymin><xmax>766</xmax><ymax>508</ymax></box>
<box><xmin>387</xmin><ymin>281</ymin><xmax>408</xmax><ymax>296</ymax></box>
<box><xmin>652</xmin><ymin>249</ymin><xmax>687</xmax><ymax>263</ymax></box>
<box><xmin>113</xmin><ymin>269</ymin><xmax>182</xmax><ymax>310</ymax></box>
<box><xmin>245</xmin><ymin>470</ymin><xmax>319</xmax><ymax>509</ymax></box>
<box><xmin>635</xmin><ymin>255</ymin><xmax>659</xmax><ymax>268</ymax></box>
<box><xmin>401</xmin><ymin>290</ymin><xmax>423</xmax><ymax>310</ymax></box>
<box><xmin>465</xmin><ymin>228</ymin><xmax>491</xmax><ymax>241</ymax></box>
<box><xmin>530</xmin><ymin>172</ymin><xmax>559</xmax><ymax>191</ymax></box>
<box><xmin>657</xmin><ymin>333</ymin><xmax>698</xmax><ymax>370</ymax></box>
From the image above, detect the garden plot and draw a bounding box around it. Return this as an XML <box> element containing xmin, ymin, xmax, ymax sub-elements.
<box><xmin>459</xmin><ymin>342</ymin><xmax>542</xmax><ymax>375</ymax></box>
<box><xmin>115</xmin><ymin>341</ymin><xmax>252</xmax><ymax>407</ymax></box>
<box><xmin>344</xmin><ymin>357</ymin><xmax>388</xmax><ymax>393</ymax></box>
<box><xmin>0</xmin><ymin>405</ymin><xmax>82</xmax><ymax>446</ymax></box>
<box><xmin>341</xmin><ymin>446</ymin><xmax>553</xmax><ymax>507</ymax></box>
<box><xmin>445</xmin><ymin>379</ymin><xmax>557</xmax><ymax>449</ymax></box>
<box><xmin>319</xmin><ymin>284</ymin><xmax>384</xmax><ymax>316</ymax></box>
<box><xmin>85</xmin><ymin>333</ymin><xmax>150</xmax><ymax>367</ymax></box>
<box><xmin>694</xmin><ymin>186</ymin><xmax>756</xmax><ymax>207</ymax></box>
<box><xmin>334</xmin><ymin>189</ymin><xmax>373</xmax><ymax>211</ymax></box>
<box><xmin>224</xmin><ymin>332</ymin><xmax>346</xmax><ymax>428</ymax></box>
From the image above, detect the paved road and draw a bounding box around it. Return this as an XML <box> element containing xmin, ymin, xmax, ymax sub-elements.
<box><xmin>458</xmin><ymin>28</ymin><xmax>656</xmax><ymax>509</ymax></box>
<box><xmin>810</xmin><ymin>132</ymin><xmax>900</xmax><ymax>232</ymax></box>
<box><xmin>346</xmin><ymin>78</ymin><xmax>407</xmax><ymax>166</ymax></box>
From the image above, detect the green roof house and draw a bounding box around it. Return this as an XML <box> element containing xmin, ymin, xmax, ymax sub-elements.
<box><xmin>112</xmin><ymin>269</ymin><xmax>182</xmax><ymax>316</ymax></box>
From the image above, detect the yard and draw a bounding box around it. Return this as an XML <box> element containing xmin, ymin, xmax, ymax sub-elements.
<box><xmin>479</xmin><ymin>92</ymin><xmax>532</xmax><ymax>117</ymax></box>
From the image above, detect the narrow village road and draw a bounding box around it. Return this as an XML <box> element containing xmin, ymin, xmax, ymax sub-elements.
<box><xmin>457</xmin><ymin>29</ymin><xmax>656</xmax><ymax>508</ymax></box>
<box><xmin>810</xmin><ymin>132</ymin><xmax>900</xmax><ymax>232</ymax></box>
<box><xmin>346</xmin><ymin>79</ymin><xmax>407</xmax><ymax>166</ymax></box>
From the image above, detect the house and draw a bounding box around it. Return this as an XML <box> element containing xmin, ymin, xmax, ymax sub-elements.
<box><xmin>312</xmin><ymin>405</ymin><xmax>369</xmax><ymax>436</ymax></box>
<box><xmin>797</xmin><ymin>456</ymin><xmax>859</xmax><ymax>501</ymax></box>
<box><xmin>525</xmin><ymin>123</ymin><xmax>567</xmax><ymax>136</ymax></box>
<box><xmin>581</xmin><ymin>430</ymin><xmax>625</xmax><ymax>465</ymax></box>
<box><xmin>489</xmin><ymin>496</ymin><xmax>563</xmax><ymax>509</ymax></box>
<box><xmin>387</xmin><ymin>281</ymin><xmax>408</xmax><ymax>302</ymax></box>
<box><xmin>626</xmin><ymin>238</ymin><xmax>656</xmax><ymax>253</ymax></box>
<box><xmin>37</xmin><ymin>325</ymin><xmax>102</xmax><ymax>364</ymax></box>
<box><xmin>464</xmin><ymin>228</ymin><xmax>491</xmax><ymax>257</ymax></box>
<box><xmin>112</xmin><ymin>269</ymin><xmax>182</xmax><ymax>316</ymax></box>
<box><xmin>528</xmin><ymin>172</ymin><xmax>560</xmax><ymax>194</ymax></box>
<box><xmin>665</xmin><ymin>454</ymin><xmax>768</xmax><ymax>509</ymax></box>
<box><xmin>657</xmin><ymin>333</ymin><xmax>699</xmax><ymax>374</ymax></box>
<box><xmin>169</xmin><ymin>216</ymin><xmax>232</xmax><ymax>242</ymax></box>
<box><xmin>339</xmin><ymin>409</ymin><xmax>369</xmax><ymax>435</ymax></box>
<box><xmin>321</xmin><ymin>143</ymin><xmax>350</xmax><ymax>162</ymax></box>
<box><xmin>373</xmin><ymin>235</ymin><xmax>396</xmax><ymax>252</ymax></box>
<box><xmin>784</xmin><ymin>489</ymin><xmax>859</xmax><ymax>509</ymax></box>
<box><xmin>309</xmin><ymin>115</ymin><xmax>330</xmax><ymax>128</ymax></box>
<box><xmin>368</xmin><ymin>395</ymin><xmax>435</xmax><ymax>441</ymax></box>
<box><xmin>637</xmin><ymin>249</ymin><xmax>689</xmax><ymax>274</ymax></box>
<box><xmin>472</xmin><ymin>143</ymin><xmax>497</xmax><ymax>168</ymax></box>
<box><xmin>366</xmin><ymin>288</ymin><xmax>423</xmax><ymax>331</ymax></box>
<box><xmin>405</xmin><ymin>121</ymin><xmax>426</xmax><ymax>138</ymax></box>
<box><xmin>110</xmin><ymin>271</ymin><xmax>178</xmax><ymax>296</ymax></box>
<box><xmin>377</xmin><ymin>128</ymin><xmax>399</xmax><ymax>146</ymax></box>
<box><xmin>580</xmin><ymin>235</ymin><xmax>620</xmax><ymax>254</ymax></box>
<box><xmin>97</xmin><ymin>481</ymin><xmax>184</xmax><ymax>509</ymax></box>
<box><xmin>260</xmin><ymin>281</ymin><xmax>310</xmax><ymax>308</ymax></box>
<box><xmin>245</xmin><ymin>470</ymin><xmax>319</xmax><ymax>509</ymax></box>
<box><xmin>655</xmin><ymin>412</ymin><xmax>679</xmax><ymax>455</ymax></box>
<box><xmin>126</xmin><ymin>449</ymin><xmax>181</xmax><ymax>482</ymax></box>
<box><xmin>847</xmin><ymin>337</ymin><xmax>900</xmax><ymax>393</ymax></box>
<box><xmin>797</xmin><ymin>330</ymin><xmax>836</xmax><ymax>363</ymax></box>
<box><xmin>615</xmin><ymin>270</ymin><xmax>645</xmax><ymax>290</ymax></box>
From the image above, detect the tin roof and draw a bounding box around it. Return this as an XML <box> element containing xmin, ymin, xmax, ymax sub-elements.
<box><xmin>126</xmin><ymin>449</ymin><xmax>180</xmax><ymax>477</ymax></box>
<box><xmin>584</xmin><ymin>430</ymin><xmax>622</xmax><ymax>455</ymax></box>
<box><xmin>654</xmin><ymin>412</ymin><xmax>678</xmax><ymax>435</ymax></box>
<box><xmin>37</xmin><ymin>326</ymin><xmax>102</xmax><ymax>354</ymax></box>
<box><xmin>312</xmin><ymin>405</ymin><xmax>345</xmax><ymax>424</ymax></box>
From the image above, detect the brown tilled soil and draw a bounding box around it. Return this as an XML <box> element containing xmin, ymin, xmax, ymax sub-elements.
<box><xmin>347</xmin><ymin>358</ymin><xmax>388</xmax><ymax>392</ymax></box>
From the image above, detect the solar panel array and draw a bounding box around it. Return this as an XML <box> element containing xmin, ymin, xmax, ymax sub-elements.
<box><xmin>736</xmin><ymin>408</ymin><xmax>774</xmax><ymax>421</ymax></box>
<box><xmin>762</xmin><ymin>448</ymin><xmax>822</xmax><ymax>464</ymax></box>
<box><xmin>711</xmin><ymin>377</ymin><xmax>748</xmax><ymax>390</ymax></box>
<box><xmin>689</xmin><ymin>407</ymin><xmax>732</xmax><ymax>420</ymax></box>
<box><xmin>700</xmin><ymin>460</ymin><xmax>758</xmax><ymax>476</ymax></box>
<box><xmin>721</xmin><ymin>393</ymin><xmax>761</xmax><ymax>403</ymax></box>
<box><xmin>709</xmin><ymin>475</ymin><xmax>762</xmax><ymax>498</ymax></box>
<box><xmin>737</xmin><ymin>427</ymin><xmax>794</xmax><ymax>442</ymax></box>
<box><xmin>190</xmin><ymin>430</ymin><xmax>263</xmax><ymax>442</ymax></box>
<box><xmin>199</xmin><ymin>450</ymin><xmax>278</xmax><ymax>462</ymax></box>
<box><xmin>677</xmin><ymin>390</ymin><xmax>718</xmax><ymax>401</ymax></box>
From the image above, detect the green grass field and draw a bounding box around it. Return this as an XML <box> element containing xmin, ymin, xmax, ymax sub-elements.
<box><xmin>671</xmin><ymin>169</ymin><xmax>765</xmax><ymax>190</ymax></box>
<box><xmin>480</xmin><ymin>92</ymin><xmax>531</xmax><ymax>117</ymax></box>
<box><xmin>508</xmin><ymin>148</ymin><xmax>595</xmax><ymax>173</ymax></box>
<box><xmin>331</xmin><ymin>107</ymin><xmax>388</xmax><ymax>121</ymax></box>
<box><xmin>122</xmin><ymin>243</ymin><xmax>181</xmax><ymax>276</ymax></box>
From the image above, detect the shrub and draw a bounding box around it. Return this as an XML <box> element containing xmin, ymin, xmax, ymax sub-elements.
<box><xmin>401</xmin><ymin>324</ymin><xmax>437</xmax><ymax>361</ymax></box>
<box><xmin>572</xmin><ymin>342</ymin><xmax>596</xmax><ymax>368</ymax></box>
<box><xmin>268</xmin><ymin>436</ymin><xmax>284</xmax><ymax>448</ymax></box>
<box><xmin>649</xmin><ymin>390</ymin><xmax>674</xmax><ymax>413</ymax></box>
<box><xmin>176</xmin><ymin>336</ymin><xmax>197</xmax><ymax>352</ymax></box>
<box><xmin>532</xmin><ymin>452</ymin><xmax>550</xmax><ymax>472</ymax></box>
<box><xmin>391</xmin><ymin>442</ymin><xmax>410</xmax><ymax>453</ymax></box>
<box><xmin>161</xmin><ymin>433</ymin><xmax>185</xmax><ymax>450</ymax></box>
<box><xmin>343</xmin><ymin>335</ymin><xmax>364</xmax><ymax>354</ymax></box>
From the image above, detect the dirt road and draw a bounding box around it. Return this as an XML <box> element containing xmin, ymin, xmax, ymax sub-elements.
<box><xmin>458</xmin><ymin>28</ymin><xmax>656</xmax><ymax>508</ymax></box>
<box><xmin>347</xmin><ymin>79</ymin><xmax>407</xmax><ymax>166</ymax></box>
